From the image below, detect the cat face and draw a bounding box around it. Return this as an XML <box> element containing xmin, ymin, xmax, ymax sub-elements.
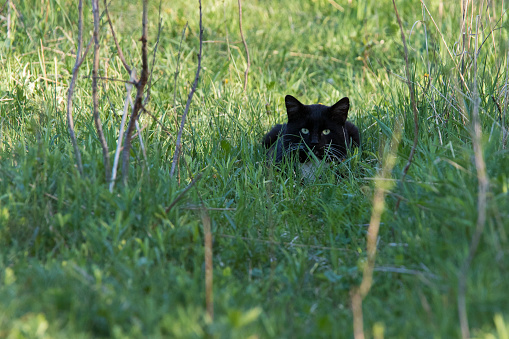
<box><xmin>284</xmin><ymin>95</ymin><xmax>351</xmax><ymax>162</ymax></box>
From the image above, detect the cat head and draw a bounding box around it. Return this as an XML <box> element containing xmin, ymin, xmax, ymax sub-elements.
<box><xmin>284</xmin><ymin>95</ymin><xmax>351</xmax><ymax>162</ymax></box>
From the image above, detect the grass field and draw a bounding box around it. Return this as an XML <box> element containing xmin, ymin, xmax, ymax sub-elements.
<box><xmin>1</xmin><ymin>0</ymin><xmax>508</xmax><ymax>337</ymax></box>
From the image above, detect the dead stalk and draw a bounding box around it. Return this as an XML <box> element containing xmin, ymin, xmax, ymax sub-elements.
<box><xmin>351</xmin><ymin>127</ymin><xmax>400</xmax><ymax>339</ymax></box>
<box><xmin>122</xmin><ymin>0</ymin><xmax>149</xmax><ymax>184</ymax></box>
<box><xmin>238</xmin><ymin>0</ymin><xmax>250</xmax><ymax>91</ymax></box>
<box><xmin>92</xmin><ymin>0</ymin><xmax>111</xmax><ymax>182</ymax></box>
<box><xmin>170</xmin><ymin>0</ymin><xmax>203</xmax><ymax>178</ymax></box>
<box><xmin>457</xmin><ymin>16</ymin><xmax>489</xmax><ymax>339</ymax></box>
<box><xmin>40</xmin><ymin>39</ymin><xmax>48</xmax><ymax>89</ymax></box>
<box><xmin>392</xmin><ymin>0</ymin><xmax>419</xmax><ymax>212</ymax></box>
<box><xmin>66</xmin><ymin>0</ymin><xmax>86</xmax><ymax>176</ymax></box>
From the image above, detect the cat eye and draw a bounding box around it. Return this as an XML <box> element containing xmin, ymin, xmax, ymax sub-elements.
<box><xmin>322</xmin><ymin>129</ymin><xmax>331</xmax><ymax>135</ymax></box>
<box><xmin>301</xmin><ymin>128</ymin><xmax>309</xmax><ymax>134</ymax></box>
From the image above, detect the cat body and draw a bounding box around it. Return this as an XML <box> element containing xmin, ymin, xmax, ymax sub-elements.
<box><xmin>263</xmin><ymin>95</ymin><xmax>360</xmax><ymax>164</ymax></box>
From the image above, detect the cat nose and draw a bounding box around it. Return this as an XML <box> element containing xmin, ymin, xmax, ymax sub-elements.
<box><xmin>311</xmin><ymin>135</ymin><xmax>319</xmax><ymax>145</ymax></box>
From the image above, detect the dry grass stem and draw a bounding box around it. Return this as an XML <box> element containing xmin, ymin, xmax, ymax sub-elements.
<box><xmin>457</xmin><ymin>16</ymin><xmax>489</xmax><ymax>339</ymax></box>
<box><xmin>392</xmin><ymin>0</ymin><xmax>419</xmax><ymax>212</ymax></box>
<box><xmin>39</xmin><ymin>39</ymin><xmax>48</xmax><ymax>89</ymax></box>
<box><xmin>202</xmin><ymin>207</ymin><xmax>214</xmax><ymax>320</ymax></box>
<box><xmin>238</xmin><ymin>0</ymin><xmax>250</xmax><ymax>91</ymax></box>
<box><xmin>420</xmin><ymin>0</ymin><xmax>469</xmax><ymax>92</ymax></box>
<box><xmin>165</xmin><ymin>173</ymin><xmax>203</xmax><ymax>213</ymax></box>
<box><xmin>6</xmin><ymin>0</ymin><xmax>10</xmax><ymax>41</ymax></box>
<box><xmin>351</xmin><ymin>128</ymin><xmax>400</xmax><ymax>339</ymax></box>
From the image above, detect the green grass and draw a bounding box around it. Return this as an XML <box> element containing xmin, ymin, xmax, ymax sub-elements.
<box><xmin>1</xmin><ymin>0</ymin><xmax>508</xmax><ymax>337</ymax></box>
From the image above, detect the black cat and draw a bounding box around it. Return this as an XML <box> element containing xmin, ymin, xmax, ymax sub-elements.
<box><xmin>263</xmin><ymin>95</ymin><xmax>360</xmax><ymax>163</ymax></box>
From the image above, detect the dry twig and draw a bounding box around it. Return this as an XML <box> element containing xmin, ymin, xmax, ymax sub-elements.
<box><xmin>144</xmin><ymin>0</ymin><xmax>164</xmax><ymax>106</ymax></box>
<box><xmin>165</xmin><ymin>173</ymin><xmax>203</xmax><ymax>213</ymax></box>
<box><xmin>219</xmin><ymin>234</ymin><xmax>353</xmax><ymax>252</ymax></box>
<box><xmin>503</xmin><ymin>48</ymin><xmax>509</xmax><ymax>149</ymax></box>
<box><xmin>0</xmin><ymin>0</ymin><xmax>9</xmax><ymax>14</ymax></box>
<box><xmin>66</xmin><ymin>0</ymin><xmax>87</xmax><ymax>176</ymax></box>
<box><xmin>172</xmin><ymin>23</ymin><xmax>188</xmax><ymax>128</ymax></box>
<box><xmin>122</xmin><ymin>0</ymin><xmax>150</xmax><ymax>184</ymax></box>
<box><xmin>92</xmin><ymin>0</ymin><xmax>111</xmax><ymax>182</ymax></box>
<box><xmin>170</xmin><ymin>0</ymin><xmax>203</xmax><ymax>178</ymax></box>
<box><xmin>103</xmin><ymin>0</ymin><xmax>132</xmax><ymax>75</ymax></box>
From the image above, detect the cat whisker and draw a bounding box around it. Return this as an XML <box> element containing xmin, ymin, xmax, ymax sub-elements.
<box><xmin>324</xmin><ymin>148</ymin><xmax>346</xmax><ymax>161</ymax></box>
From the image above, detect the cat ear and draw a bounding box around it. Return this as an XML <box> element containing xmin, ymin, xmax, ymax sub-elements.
<box><xmin>329</xmin><ymin>97</ymin><xmax>349</xmax><ymax>124</ymax></box>
<box><xmin>285</xmin><ymin>95</ymin><xmax>304</xmax><ymax>121</ymax></box>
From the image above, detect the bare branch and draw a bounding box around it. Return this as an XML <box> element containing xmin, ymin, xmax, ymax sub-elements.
<box><xmin>219</xmin><ymin>234</ymin><xmax>354</xmax><ymax>252</ymax></box>
<box><xmin>172</xmin><ymin>23</ymin><xmax>188</xmax><ymax>128</ymax></box>
<box><xmin>66</xmin><ymin>0</ymin><xmax>85</xmax><ymax>175</ymax></box>
<box><xmin>121</xmin><ymin>0</ymin><xmax>150</xmax><ymax>184</ymax></box>
<box><xmin>170</xmin><ymin>0</ymin><xmax>203</xmax><ymax>178</ymax></box>
<box><xmin>84</xmin><ymin>76</ymin><xmax>136</xmax><ymax>85</ymax></box>
<box><xmin>0</xmin><ymin>0</ymin><xmax>9</xmax><ymax>14</ymax></box>
<box><xmin>79</xmin><ymin>36</ymin><xmax>93</xmax><ymax>66</ymax></box>
<box><xmin>503</xmin><ymin>48</ymin><xmax>509</xmax><ymax>149</ymax></box>
<box><xmin>392</xmin><ymin>0</ymin><xmax>419</xmax><ymax>213</ymax></box>
<box><xmin>143</xmin><ymin>107</ymin><xmax>174</xmax><ymax>138</ymax></box>
<box><xmin>103</xmin><ymin>0</ymin><xmax>132</xmax><ymax>75</ymax></box>
<box><xmin>92</xmin><ymin>0</ymin><xmax>111</xmax><ymax>182</ymax></box>
<box><xmin>144</xmin><ymin>0</ymin><xmax>164</xmax><ymax>106</ymax></box>
<box><xmin>238</xmin><ymin>0</ymin><xmax>250</xmax><ymax>91</ymax></box>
